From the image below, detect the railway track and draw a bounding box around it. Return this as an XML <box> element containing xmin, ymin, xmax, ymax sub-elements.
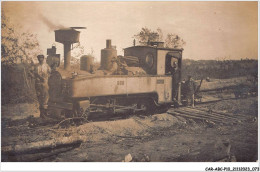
<box><xmin>167</xmin><ymin>106</ymin><xmax>250</xmax><ymax>125</ymax></box>
<box><xmin>20</xmin><ymin>97</ymin><xmax>253</xmax><ymax>129</ymax></box>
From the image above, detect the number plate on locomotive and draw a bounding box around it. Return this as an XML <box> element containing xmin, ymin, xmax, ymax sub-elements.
<box><xmin>156</xmin><ymin>79</ymin><xmax>164</xmax><ymax>84</ymax></box>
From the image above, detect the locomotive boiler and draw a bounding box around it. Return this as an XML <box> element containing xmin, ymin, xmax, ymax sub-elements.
<box><xmin>47</xmin><ymin>29</ymin><xmax>183</xmax><ymax>118</ymax></box>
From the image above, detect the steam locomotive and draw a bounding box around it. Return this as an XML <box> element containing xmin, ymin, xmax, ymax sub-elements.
<box><xmin>47</xmin><ymin>28</ymin><xmax>183</xmax><ymax>118</ymax></box>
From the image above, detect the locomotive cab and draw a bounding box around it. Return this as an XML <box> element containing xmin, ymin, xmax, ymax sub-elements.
<box><xmin>124</xmin><ymin>43</ymin><xmax>183</xmax><ymax>103</ymax></box>
<box><xmin>124</xmin><ymin>43</ymin><xmax>183</xmax><ymax>76</ymax></box>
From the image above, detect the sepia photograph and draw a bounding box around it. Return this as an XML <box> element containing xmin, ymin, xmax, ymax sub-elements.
<box><xmin>1</xmin><ymin>0</ymin><xmax>258</xmax><ymax>168</ymax></box>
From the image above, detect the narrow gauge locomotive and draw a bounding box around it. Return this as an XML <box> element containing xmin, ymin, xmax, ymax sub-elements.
<box><xmin>47</xmin><ymin>28</ymin><xmax>183</xmax><ymax>118</ymax></box>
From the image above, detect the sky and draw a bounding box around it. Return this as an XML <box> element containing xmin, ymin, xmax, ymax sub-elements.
<box><xmin>2</xmin><ymin>1</ymin><xmax>258</xmax><ymax>61</ymax></box>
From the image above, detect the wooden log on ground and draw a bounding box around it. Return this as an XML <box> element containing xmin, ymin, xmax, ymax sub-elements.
<box><xmin>2</xmin><ymin>146</ymin><xmax>75</xmax><ymax>162</ymax></box>
<box><xmin>2</xmin><ymin>136</ymin><xmax>84</xmax><ymax>155</ymax></box>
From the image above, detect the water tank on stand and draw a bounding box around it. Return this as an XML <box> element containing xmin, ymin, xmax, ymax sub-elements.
<box><xmin>80</xmin><ymin>55</ymin><xmax>94</xmax><ymax>72</ymax></box>
<box><xmin>101</xmin><ymin>39</ymin><xmax>117</xmax><ymax>70</ymax></box>
<box><xmin>54</xmin><ymin>28</ymin><xmax>82</xmax><ymax>70</ymax></box>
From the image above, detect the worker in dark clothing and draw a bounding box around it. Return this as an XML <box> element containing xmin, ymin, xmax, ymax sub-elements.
<box><xmin>32</xmin><ymin>55</ymin><xmax>51</xmax><ymax>118</ymax></box>
<box><xmin>185</xmin><ymin>75</ymin><xmax>196</xmax><ymax>107</ymax></box>
<box><xmin>48</xmin><ymin>61</ymin><xmax>62</xmax><ymax>102</ymax></box>
<box><xmin>171</xmin><ymin>61</ymin><xmax>180</xmax><ymax>101</ymax></box>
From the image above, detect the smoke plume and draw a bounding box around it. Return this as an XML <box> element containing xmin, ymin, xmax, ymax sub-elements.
<box><xmin>39</xmin><ymin>13</ymin><xmax>65</xmax><ymax>31</ymax></box>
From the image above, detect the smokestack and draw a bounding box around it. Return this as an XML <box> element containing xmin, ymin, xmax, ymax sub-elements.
<box><xmin>106</xmin><ymin>39</ymin><xmax>112</xmax><ymax>49</ymax></box>
<box><xmin>100</xmin><ymin>39</ymin><xmax>117</xmax><ymax>70</ymax></box>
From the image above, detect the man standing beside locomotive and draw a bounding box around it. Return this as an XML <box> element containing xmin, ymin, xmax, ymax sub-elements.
<box><xmin>171</xmin><ymin>61</ymin><xmax>180</xmax><ymax>102</ymax></box>
<box><xmin>32</xmin><ymin>55</ymin><xmax>51</xmax><ymax>118</ymax></box>
<box><xmin>185</xmin><ymin>75</ymin><xmax>196</xmax><ymax>107</ymax></box>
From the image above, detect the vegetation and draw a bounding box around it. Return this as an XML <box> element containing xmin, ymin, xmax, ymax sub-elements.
<box><xmin>1</xmin><ymin>11</ymin><xmax>41</xmax><ymax>65</ymax></box>
<box><xmin>182</xmin><ymin>59</ymin><xmax>258</xmax><ymax>80</ymax></box>
<box><xmin>71</xmin><ymin>43</ymin><xmax>85</xmax><ymax>60</ymax></box>
<box><xmin>1</xmin><ymin>11</ymin><xmax>41</xmax><ymax>104</ymax></box>
<box><xmin>134</xmin><ymin>27</ymin><xmax>186</xmax><ymax>48</ymax></box>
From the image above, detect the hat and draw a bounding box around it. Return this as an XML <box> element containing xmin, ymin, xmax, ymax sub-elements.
<box><xmin>37</xmin><ymin>55</ymin><xmax>45</xmax><ymax>59</ymax></box>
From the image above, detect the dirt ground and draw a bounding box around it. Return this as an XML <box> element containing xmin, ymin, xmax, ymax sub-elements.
<box><xmin>1</xmin><ymin>93</ymin><xmax>258</xmax><ymax>162</ymax></box>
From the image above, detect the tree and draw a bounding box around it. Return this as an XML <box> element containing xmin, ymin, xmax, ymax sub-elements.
<box><xmin>164</xmin><ymin>34</ymin><xmax>186</xmax><ymax>49</ymax></box>
<box><xmin>134</xmin><ymin>27</ymin><xmax>185</xmax><ymax>49</ymax></box>
<box><xmin>134</xmin><ymin>27</ymin><xmax>163</xmax><ymax>45</ymax></box>
<box><xmin>71</xmin><ymin>43</ymin><xmax>85</xmax><ymax>59</ymax></box>
<box><xmin>1</xmin><ymin>11</ymin><xmax>41</xmax><ymax>65</ymax></box>
<box><xmin>1</xmin><ymin>11</ymin><xmax>42</xmax><ymax>104</ymax></box>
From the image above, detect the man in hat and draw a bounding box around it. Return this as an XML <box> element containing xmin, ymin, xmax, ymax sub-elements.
<box><xmin>33</xmin><ymin>54</ymin><xmax>51</xmax><ymax>118</ymax></box>
<box><xmin>184</xmin><ymin>75</ymin><xmax>197</xmax><ymax>107</ymax></box>
<box><xmin>171</xmin><ymin>61</ymin><xmax>180</xmax><ymax>102</ymax></box>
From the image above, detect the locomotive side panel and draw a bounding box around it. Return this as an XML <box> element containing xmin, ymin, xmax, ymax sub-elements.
<box><xmin>126</xmin><ymin>77</ymin><xmax>156</xmax><ymax>95</ymax></box>
<box><xmin>70</xmin><ymin>77</ymin><xmax>127</xmax><ymax>97</ymax></box>
<box><xmin>164</xmin><ymin>76</ymin><xmax>172</xmax><ymax>102</ymax></box>
<box><xmin>155</xmin><ymin>76</ymin><xmax>172</xmax><ymax>103</ymax></box>
<box><xmin>65</xmin><ymin>76</ymin><xmax>172</xmax><ymax>104</ymax></box>
<box><xmin>69</xmin><ymin>76</ymin><xmax>157</xmax><ymax>98</ymax></box>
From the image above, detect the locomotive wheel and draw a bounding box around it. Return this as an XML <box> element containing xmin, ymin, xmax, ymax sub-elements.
<box><xmin>137</xmin><ymin>98</ymin><xmax>156</xmax><ymax>114</ymax></box>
